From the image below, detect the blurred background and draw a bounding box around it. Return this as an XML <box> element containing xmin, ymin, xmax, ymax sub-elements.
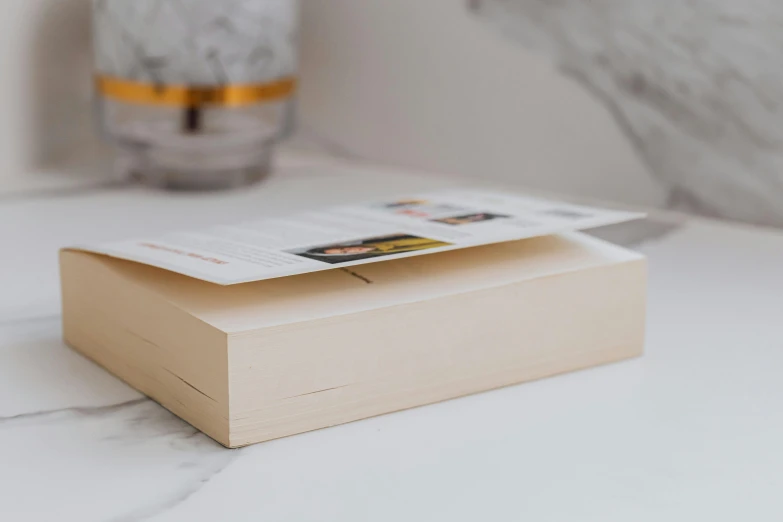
<box><xmin>3</xmin><ymin>0</ymin><xmax>781</xmax><ymax>227</ymax></box>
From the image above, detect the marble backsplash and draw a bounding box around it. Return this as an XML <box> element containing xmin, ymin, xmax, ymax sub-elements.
<box><xmin>471</xmin><ymin>0</ymin><xmax>783</xmax><ymax>228</ymax></box>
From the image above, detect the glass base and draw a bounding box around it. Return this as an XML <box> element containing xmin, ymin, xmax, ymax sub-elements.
<box><xmin>127</xmin><ymin>145</ymin><xmax>273</xmax><ymax>191</ymax></box>
<box><xmin>99</xmin><ymin>95</ymin><xmax>292</xmax><ymax>191</ymax></box>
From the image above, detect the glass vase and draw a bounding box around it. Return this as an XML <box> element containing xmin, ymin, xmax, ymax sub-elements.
<box><xmin>93</xmin><ymin>0</ymin><xmax>299</xmax><ymax>190</ymax></box>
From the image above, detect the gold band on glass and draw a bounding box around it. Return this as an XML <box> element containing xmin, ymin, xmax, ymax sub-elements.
<box><xmin>96</xmin><ymin>75</ymin><xmax>297</xmax><ymax>108</ymax></box>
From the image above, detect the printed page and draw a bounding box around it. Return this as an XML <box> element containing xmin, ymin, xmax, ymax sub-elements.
<box><xmin>71</xmin><ymin>189</ymin><xmax>644</xmax><ymax>285</ymax></box>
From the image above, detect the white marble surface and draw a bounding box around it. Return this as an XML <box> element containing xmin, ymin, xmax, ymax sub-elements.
<box><xmin>2</xmin><ymin>154</ymin><xmax>783</xmax><ymax>521</ymax></box>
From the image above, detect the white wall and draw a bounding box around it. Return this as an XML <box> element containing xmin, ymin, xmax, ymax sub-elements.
<box><xmin>0</xmin><ymin>0</ymin><xmax>107</xmax><ymax>190</ymax></box>
<box><xmin>298</xmin><ymin>0</ymin><xmax>663</xmax><ymax>206</ymax></box>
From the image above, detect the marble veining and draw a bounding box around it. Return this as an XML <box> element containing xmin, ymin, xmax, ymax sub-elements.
<box><xmin>0</xmin><ymin>318</ymin><xmax>236</xmax><ymax>521</ymax></box>
<box><xmin>471</xmin><ymin>0</ymin><xmax>783</xmax><ymax>228</ymax></box>
<box><xmin>0</xmin><ymin>398</ymin><xmax>146</xmax><ymax>426</ymax></box>
<box><xmin>0</xmin><ymin>395</ymin><xmax>235</xmax><ymax>521</ymax></box>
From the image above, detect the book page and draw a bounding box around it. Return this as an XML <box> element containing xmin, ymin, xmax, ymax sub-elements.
<box><xmin>70</xmin><ymin>189</ymin><xmax>644</xmax><ymax>285</ymax></box>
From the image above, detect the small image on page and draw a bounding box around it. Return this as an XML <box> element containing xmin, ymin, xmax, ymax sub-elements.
<box><xmin>289</xmin><ymin>234</ymin><xmax>453</xmax><ymax>265</ymax></box>
<box><xmin>431</xmin><ymin>212</ymin><xmax>512</xmax><ymax>226</ymax></box>
<box><xmin>374</xmin><ymin>199</ymin><xmax>469</xmax><ymax>219</ymax></box>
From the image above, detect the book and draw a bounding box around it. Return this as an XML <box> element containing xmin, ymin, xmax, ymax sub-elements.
<box><xmin>60</xmin><ymin>189</ymin><xmax>646</xmax><ymax>447</ymax></box>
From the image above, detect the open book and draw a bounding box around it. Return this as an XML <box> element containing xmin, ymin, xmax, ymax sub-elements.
<box><xmin>61</xmin><ymin>189</ymin><xmax>646</xmax><ymax>447</ymax></box>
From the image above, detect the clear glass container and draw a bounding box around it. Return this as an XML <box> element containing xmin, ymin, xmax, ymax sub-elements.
<box><xmin>92</xmin><ymin>0</ymin><xmax>299</xmax><ymax>190</ymax></box>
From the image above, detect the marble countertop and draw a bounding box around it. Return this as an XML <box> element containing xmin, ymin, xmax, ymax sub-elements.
<box><xmin>2</xmin><ymin>151</ymin><xmax>783</xmax><ymax>521</ymax></box>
